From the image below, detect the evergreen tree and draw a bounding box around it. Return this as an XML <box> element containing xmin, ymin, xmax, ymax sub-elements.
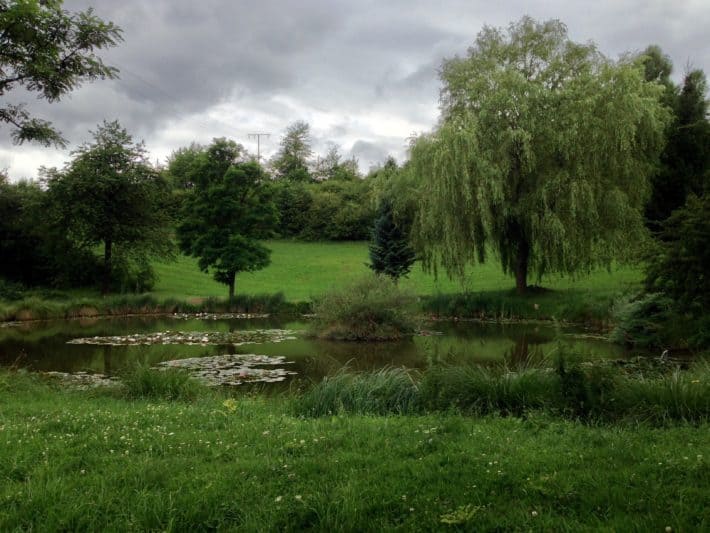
<box><xmin>0</xmin><ymin>0</ymin><xmax>122</xmax><ymax>146</ymax></box>
<box><xmin>645</xmin><ymin>66</ymin><xmax>710</xmax><ymax>228</ymax></box>
<box><xmin>368</xmin><ymin>199</ymin><xmax>416</xmax><ymax>281</ymax></box>
<box><xmin>270</xmin><ymin>120</ymin><xmax>313</xmax><ymax>181</ymax></box>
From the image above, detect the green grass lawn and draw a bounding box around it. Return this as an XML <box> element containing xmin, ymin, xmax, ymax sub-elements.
<box><xmin>1</xmin><ymin>372</ymin><xmax>708</xmax><ymax>531</ymax></box>
<box><xmin>152</xmin><ymin>240</ymin><xmax>642</xmax><ymax>301</ymax></box>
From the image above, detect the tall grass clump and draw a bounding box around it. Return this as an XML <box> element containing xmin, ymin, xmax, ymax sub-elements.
<box><xmin>122</xmin><ymin>365</ymin><xmax>206</xmax><ymax>401</ymax></box>
<box><xmin>421</xmin><ymin>289</ymin><xmax>615</xmax><ymax>325</ymax></box>
<box><xmin>294</xmin><ymin>368</ymin><xmax>420</xmax><ymax>416</ymax></box>
<box><xmin>310</xmin><ymin>275</ymin><xmax>419</xmax><ymax>341</ymax></box>
<box><xmin>419</xmin><ymin>365</ymin><xmax>558</xmax><ymax>416</ymax></box>
<box><xmin>610</xmin><ymin>360</ymin><xmax>710</xmax><ymax>423</ymax></box>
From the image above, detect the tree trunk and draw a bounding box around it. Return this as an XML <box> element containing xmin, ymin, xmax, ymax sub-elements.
<box><xmin>102</xmin><ymin>239</ymin><xmax>112</xmax><ymax>296</ymax></box>
<box><xmin>227</xmin><ymin>271</ymin><xmax>236</xmax><ymax>308</ymax></box>
<box><xmin>514</xmin><ymin>242</ymin><xmax>529</xmax><ymax>295</ymax></box>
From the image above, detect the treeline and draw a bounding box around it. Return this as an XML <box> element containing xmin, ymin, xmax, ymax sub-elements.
<box><xmin>165</xmin><ymin>121</ymin><xmax>382</xmax><ymax>242</ymax></box>
<box><xmin>0</xmin><ymin>120</ymin><xmax>394</xmax><ymax>296</ymax></box>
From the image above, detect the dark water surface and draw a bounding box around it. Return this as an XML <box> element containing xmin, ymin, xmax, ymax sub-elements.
<box><xmin>0</xmin><ymin>315</ymin><xmax>631</xmax><ymax>384</ymax></box>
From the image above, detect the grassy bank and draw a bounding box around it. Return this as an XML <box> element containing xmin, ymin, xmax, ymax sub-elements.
<box><xmin>0</xmin><ymin>370</ymin><xmax>708</xmax><ymax>531</ymax></box>
<box><xmin>0</xmin><ymin>292</ymin><xmax>305</xmax><ymax>323</ymax></box>
<box><xmin>1</xmin><ymin>241</ymin><xmax>642</xmax><ymax>324</ymax></box>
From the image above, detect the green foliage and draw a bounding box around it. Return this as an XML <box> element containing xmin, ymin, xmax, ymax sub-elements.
<box><xmin>368</xmin><ymin>199</ymin><xmax>416</xmax><ymax>280</ymax></box>
<box><xmin>419</xmin><ymin>365</ymin><xmax>556</xmax><ymax>416</ymax></box>
<box><xmin>409</xmin><ymin>17</ymin><xmax>669</xmax><ymax>293</ymax></box>
<box><xmin>628</xmin><ymin>194</ymin><xmax>710</xmax><ymax>350</ymax></box>
<box><xmin>646</xmin><ymin>194</ymin><xmax>710</xmax><ymax>313</ymax></box>
<box><xmin>175</xmin><ymin>138</ymin><xmax>278</xmax><ymax>303</ymax></box>
<box><xmin>0</xmin><ymin>279</ymin><xmax>24</xmax><ymax>300</ymax></box>
<box><xmin>294</xmin><ymin>368</ymin><xmax>420</xmax><ymax>416</ymax></box>
<box><xmin>122</xmin><ymin>365</ymin><xmax>205</xmax><ymax>401</ymax></box>
<box><xmin>45</xmin><ymin>120</ymin><xmax>174</xmax><ymax>294</ymax></box>
<box><xmin>273</xmin><ymin>178</ymin><xmax>376</xmax><ymax>241</ymax></box>
<box><xmin>310</xmin><ymin>274</ymin><xmax>418</xmax><ymax>341</ymax></box>
<box><xmin>610</xmin><ymin>293</ymin><xmax>674</xmax><ymax>349</ymax></box>
<box><xmin>270</xmin><ymin>120</ymin><xmax>313</xmax><ymax>181</ymax></box>
<box><xmin>0</xmin><ymin>0</ymin><xmax>122</xmax><ymax>146</ymax></box>
<box><xmin>272</xmin><ymin>180</ymin><xmax>313</xmax><ymax>237</ymax></box>
<box><xmin>645</xmin><ymin>67</ymin><xmax>710</xmax><ymax>228</ymax></box>
<box><xmin>293</xmin><ymin>360</ymin><xmax>710</xmax><ymax>424</ymax></box>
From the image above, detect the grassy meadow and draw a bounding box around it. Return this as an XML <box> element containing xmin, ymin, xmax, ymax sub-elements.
<box><xmin>152</xmin><ymin>240</ymin><xmax>642</xmax><ymax>301</ymax></box>
<box><xmin>1</xmin><ymin>370</ymin><xmax>708</xmax><ymax>531</ymax></box>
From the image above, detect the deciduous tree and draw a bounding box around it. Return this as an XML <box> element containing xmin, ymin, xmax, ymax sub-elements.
<box><xmin>270</xmin><ymin>120</ymin><xmax>313</xmax><ymax>181</ymax></box>
<box><xmin>45</xmin><ymin>120</ymin><xmax>173</xmax><ymax>294</ymax></box>
<box><xmin>0</xmin><ymin>0</ymin><xmax>122</xmax><ymax>146</ymax></box>
<box><xmin>409</xmin><ymin>17</ymin><xmax>669</xmax><ymax>293</ymax></box>
<box><xmin>175</xmin><ymin>139</ymin><xmax>278</xmax><ymax>303</ymax></box>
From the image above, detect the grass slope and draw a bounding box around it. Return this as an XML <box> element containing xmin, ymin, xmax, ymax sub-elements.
<box><xmin>152</xmin><ymin>240</ymin><xmax>642</xmax><ymax>301</ymax></box>
<box><xmin>1</xmin><ymin>373</ymin><xmax>708</xmax><ymax>531</ymax></box>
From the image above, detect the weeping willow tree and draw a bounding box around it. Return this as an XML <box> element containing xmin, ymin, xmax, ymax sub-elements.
<box><xmin>409</xmin><ymin>17</ymin><xmax>670</xmax><ymax>294</ymax></box>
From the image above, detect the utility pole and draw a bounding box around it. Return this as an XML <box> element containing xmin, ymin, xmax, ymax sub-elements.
<box><xmin>248</xmin><ymin>133</ymin><xmax>270</xmax><ymax>163</ymax></box>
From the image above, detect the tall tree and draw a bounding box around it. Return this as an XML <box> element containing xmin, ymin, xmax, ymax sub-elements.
<box><xmin>45</xmin><ymin>120</ymin><xmax>173</xmax><ymax>294</ymax></box>
<box><xmin>641</xmin><ymin>46</ymin><xmax>710</xmax><ymax>228</ymax></box>
<box><xmin>409</xmin><ymin>17</ymin><xmax>669</xmax><ymax>293</ymax></box>
<box><xmin>0</xmin><ymin>0</ymin><xmax>122</xmax><ymax>146</ymax></box>
<box><xmin>270</xmin><ymin>120</ymin><xmax>313</xmax><ymax>181</ymax></box>
<box><xmin>175</xmin><ymin>139</ymin><xmax>278</xmax><ymax>304</ymax></box>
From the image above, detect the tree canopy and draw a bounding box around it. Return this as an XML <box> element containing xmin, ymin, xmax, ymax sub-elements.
<box><xmin>640</xmin><ymin>47</ymin><xmax>710</xmax><ymax>228</ymax></box>
<box><xmin>45</xmin><ymin>120</ymin><xmax>173</xmax><ymax>294</ymax></box>
<box><xmin>270</xmin><ymin>120</ymin><xmax>313</xmax><ymax>181</ymax></box>
<box><xmin>175</xmin><ymin>138</ymin><xmax>278</xmax><ymax>303</ymax></box>
<box><xmin>0</xmin><ymin>0</ymin><xmax>122</xmax><ymax>146</ymax></box>
<box><xmin>408</xmin><ymin>17</ymin><xmax>670</xmax><ymax>293</ymax></box>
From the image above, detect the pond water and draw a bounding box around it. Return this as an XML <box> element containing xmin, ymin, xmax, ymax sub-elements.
<box><xmin>0</xmin><ymin>315</ymin><xmax>632</xmax><ymax>386</ymax></box>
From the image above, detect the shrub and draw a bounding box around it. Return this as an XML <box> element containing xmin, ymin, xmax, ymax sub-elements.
<box><xmin>310</xmin><ymin>275</ymin><xmax>419</xmax><ymax>341</ymax></box>
<box><xmin>609</xmin><ymin>292</ymin><xmax>674</xmax><ymax>349</ymax></box>
<box><xmin>0</xmin><ymin>279</ymin><xmax>25</xmax><ymax>301</ymax></box>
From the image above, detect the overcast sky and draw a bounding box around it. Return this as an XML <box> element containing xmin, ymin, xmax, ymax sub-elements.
<box><xmin>2</xmin><ymin>0</ymin><xmax>708</xmax><ymax>180</ymax></box>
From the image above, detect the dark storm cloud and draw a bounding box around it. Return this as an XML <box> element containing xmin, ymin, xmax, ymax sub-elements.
<box><xmin>2</xmin><ymin>0</ymin><xmax>708</xmax><ymax>178</ymax></box>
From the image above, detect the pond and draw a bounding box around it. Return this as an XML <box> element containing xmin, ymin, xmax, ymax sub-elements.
<box><xmin>0</xmin><ymin>315</ymin><xmax>631</xmax><ymax>386</ymax></box>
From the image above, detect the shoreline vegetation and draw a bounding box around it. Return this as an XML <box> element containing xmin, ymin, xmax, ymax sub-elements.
<box><xmin>0</xmin><ymin>290</ymin><xmax>620</xmax><ymax>328</ymax></box>
<box><xmin>0</xmin><ymin>240</ymin><xmax>642</xmax><ymax>328</ymax></box>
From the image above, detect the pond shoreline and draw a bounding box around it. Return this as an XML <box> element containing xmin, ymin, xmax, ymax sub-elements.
<box><xmin>0</xmin><ymin>302</ymin><xmax>613</xmax><ymax>331</ymax></box>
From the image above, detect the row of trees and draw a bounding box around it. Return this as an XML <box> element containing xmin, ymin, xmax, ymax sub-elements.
<box><xmin>0</xmin><ymin>124</ymin><xmax>395</xmax><ymax>300</ymax></box>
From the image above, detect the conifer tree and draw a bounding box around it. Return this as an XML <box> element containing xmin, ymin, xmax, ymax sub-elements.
<box><xmin>368</xmin><ymin>199</ymin><xmax>416</xmax><ymax>281</ymax></box>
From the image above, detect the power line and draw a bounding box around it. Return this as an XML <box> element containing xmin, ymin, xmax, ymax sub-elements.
<box><xmin>247</xmin><ymin>133</ymin><xmax>270</xmax><ymax>163</ymax></box>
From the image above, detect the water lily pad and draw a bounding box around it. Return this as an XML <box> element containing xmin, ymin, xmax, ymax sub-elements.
<box><xmin>67</xmin><ymin>329</ymin><xmax>299</xmax><ymax>346</ymax></box>
<box><xmin>157</xmin><ymin>353</ymin><xmax>297</xmax><ymax>386</ymax></box>
<box><xmin>42</xmin><ymin>371</ymin><xmax>121</xmax><ymax>389</ymax></box>
<box><xmin>171</xmin><ymin>312</ymin><xmax>270</xmax><ymax>320</ymax></box>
